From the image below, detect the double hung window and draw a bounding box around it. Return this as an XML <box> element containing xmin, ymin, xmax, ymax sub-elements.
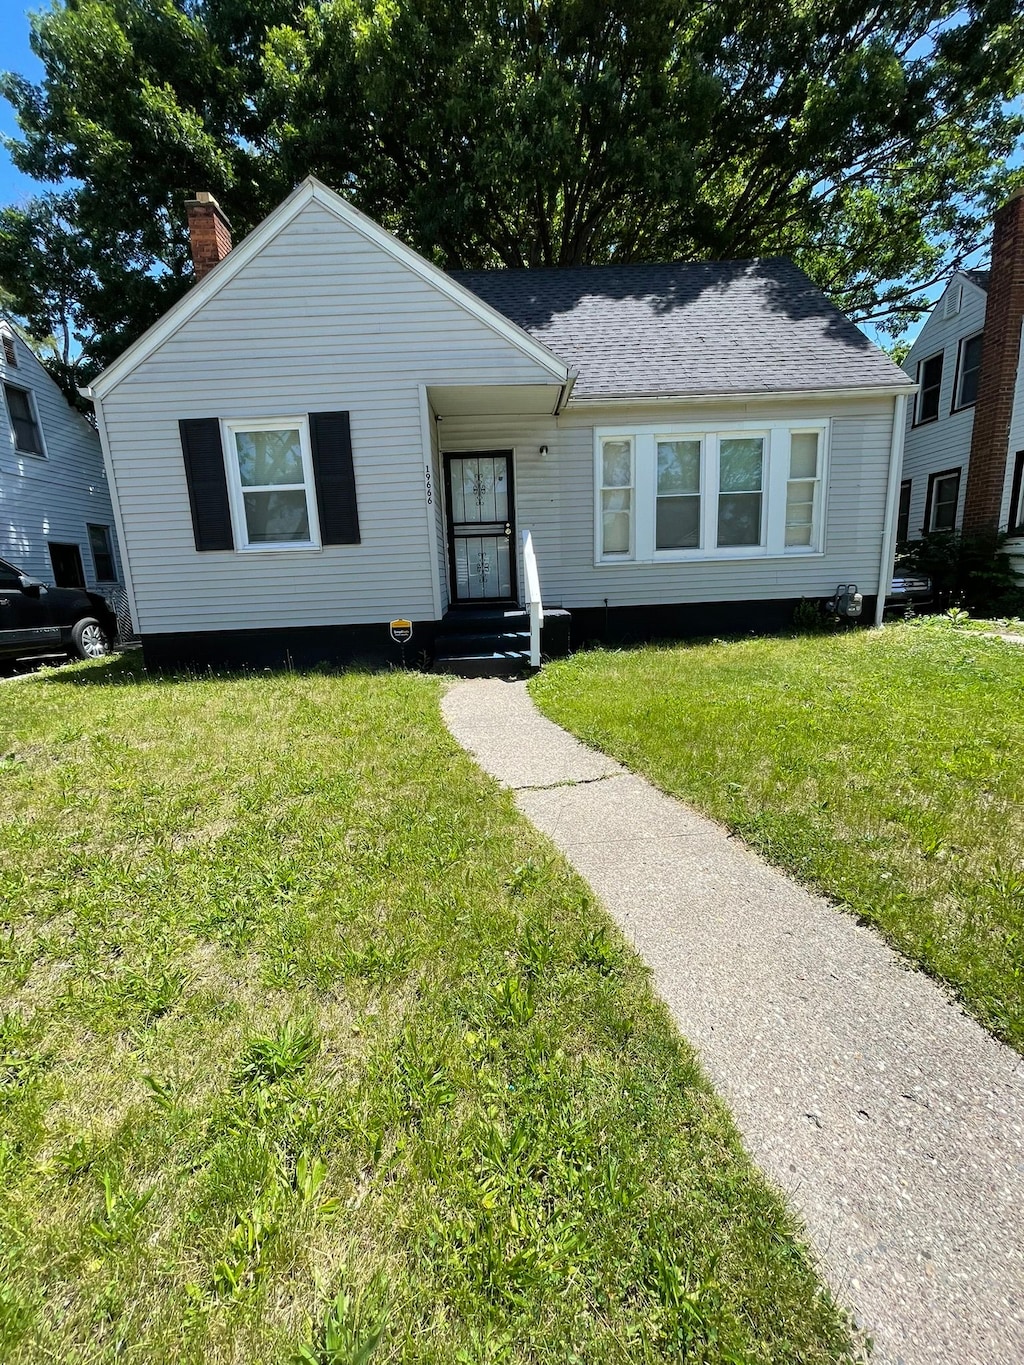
<box><xmin>596</xmin><ymin>422</ymin><xmax>828</xmax><ymax>562</ymax></box>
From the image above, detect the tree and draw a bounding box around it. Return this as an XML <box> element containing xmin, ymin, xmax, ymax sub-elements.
<box><xmin>2</xmin><ymin>0</ymin><xmax>1022</xmax><ymax>401</ymax></box>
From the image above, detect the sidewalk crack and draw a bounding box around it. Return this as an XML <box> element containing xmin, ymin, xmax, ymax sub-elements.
<box><xmin>513</xmin><ymin>771</ymin><xmax>622</xmax><ymax>793</ymax></box>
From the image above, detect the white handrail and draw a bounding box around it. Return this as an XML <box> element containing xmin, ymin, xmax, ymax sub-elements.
<box><xmin>521</xmin><ymin>528</ymin><xmax>543</xmax><ymax>668</ymax></box>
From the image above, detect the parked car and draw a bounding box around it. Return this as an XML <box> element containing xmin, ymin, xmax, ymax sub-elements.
<box><xmin>0</xmin><ymin>556</ymin><xmax>118</xmax><ymax>668</ymax></box>
<box><xmin>884</xmin><ymin>574</ymin><xmax>933</xmax><ymax>613</ymax></box>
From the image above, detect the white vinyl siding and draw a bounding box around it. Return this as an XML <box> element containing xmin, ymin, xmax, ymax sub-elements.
<box><xmin>901</xmin><ymin>275</ymin><xmax>988</xmax><ymax>536</ymax></box>
<box><xmin>0</xmin><ymin>326</ymin><xmax>123</xmax><ymax>589</ymax></box>
<box><xmin>998</xmin><ymin>317</ymin><xmax>1024</xmax><ymax>531</ymax></box>
<box><xmin>98</xmin><ymin>198</ymin><xmax>558</xmax><ymax>634</ymax></box>
<box><xmin>441</xmin><ymin>394</ymin><xmax>897</xmax><ymax>607</ymax></box>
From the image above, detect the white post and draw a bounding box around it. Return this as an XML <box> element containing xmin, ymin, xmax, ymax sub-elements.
<box><xmin>875</xmin><ymin>392</ymin><xmax>909</xmax><ymax>627</ymax></box>
<box><xmin>521</xmin><ymin>529</ymin><xmax>543</xmax><ymax>667</ymax></box>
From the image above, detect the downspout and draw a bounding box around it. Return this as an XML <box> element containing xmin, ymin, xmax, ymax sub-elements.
<box><xmin>82</xmin><ymin>385</ymin><xmax>143</xmax><ymax>639</ymax></box>
<box><xmin>874</xmin><ymin>392</ymin><xmax>909</xmax><ymax>627</ymax></box>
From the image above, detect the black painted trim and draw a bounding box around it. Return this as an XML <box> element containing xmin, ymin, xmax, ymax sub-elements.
<box><xmin>137</xmin><ymin>594</ymin><xmax>889</xmax><ymax>674</ymax></box>
<box><xmin>1009</xmin><ymin>451</ymin><xmax>1024</xmax><ymax>536</ymax></box>
<box><xmin>309</xmin><ymin>411</ymin><xmax>360</xmax><ymax>545</ymax></box>
<box><xmin>179</xmin><ymin>418</ymin><xmax>233</xmax><ymax>551</ymax></box>
<box><xmin>912</xmin><ymin>352</ymin><xmax>944</xmax><ymax>426</ymax></box>
<box><xmin>442</xmin><ymin>450</ymin><xmax>518</xmax><ymax>604</ymax></box>
<box><xmin>897</xmin><ymin>479</ymin><xmax>912</xmax><ymax>544</ymax></box>
<box><xmin>141</xmin><ymin>621</ymin><xmax>440</xmax><ymax>672</ymax></box>
<box><xmin>950</xmin><ymin>330</ymin><xmax>983</xmax><ymax>414</ymax></box>
<box><xmin>568</xmin><ymin>597</ymin><xmax>880</xmax><ymax>647</ymax></box>
<box><xmin>923</xmin><ymin>466</ymin><xmax>962</xmax><ymax>534</ymax></box>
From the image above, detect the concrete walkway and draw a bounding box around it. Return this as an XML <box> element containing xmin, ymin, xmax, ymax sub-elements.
<box><xmin>442</xmin><ymin>679</ymin><xmax>1024</xmax><ymax>1365</ymax></box>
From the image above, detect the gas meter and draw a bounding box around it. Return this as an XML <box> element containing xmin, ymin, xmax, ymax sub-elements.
<box><xmin>828</xmin><ymin>584</ymin><xmax>863</xmax><ymax>619</ymax></box>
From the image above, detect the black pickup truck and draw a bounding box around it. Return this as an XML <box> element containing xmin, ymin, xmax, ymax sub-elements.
<box><xmin>0</xmin><ymin>556</ymin><xmax>118</xmax><ymax>668</ymax></box>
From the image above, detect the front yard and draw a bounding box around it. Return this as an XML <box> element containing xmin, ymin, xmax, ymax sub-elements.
<box><xmin>531</xmin><ymin>619</ymin><xmax>1024</xmax><ymax>1051</ymax></box>
<box><xmin>0</xmin><ymin>658</ymin><xmax>852</xmax><ymax>1363</ymax></box>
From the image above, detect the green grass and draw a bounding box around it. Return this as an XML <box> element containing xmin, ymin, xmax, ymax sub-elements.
<box><xmin>0</xmin><ymin>656</ymin><xmax>853</xmax><ymax>1364</ymax></box>
<box><xmin>530</xmin><ymin>619</ymin><xmax>1024</xmax><ymax>1051</ymax></box>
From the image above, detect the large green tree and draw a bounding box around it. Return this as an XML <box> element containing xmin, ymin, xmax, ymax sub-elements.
<box><xmin>2</xmin><ymin>0</ymin><xmax>1022</xmax><ymax>398</ymax></box>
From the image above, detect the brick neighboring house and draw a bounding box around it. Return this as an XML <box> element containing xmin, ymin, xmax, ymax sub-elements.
<box><xmin>899</xmin><ymin>189</ymin><xmax>1024</xmax><ymax>580</ymax></box>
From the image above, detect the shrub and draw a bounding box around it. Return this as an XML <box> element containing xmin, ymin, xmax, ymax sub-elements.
<box><xmin>898</xmin><ymin>530</ymin><xmax>1024</xmax><ymax>615</ymax></box>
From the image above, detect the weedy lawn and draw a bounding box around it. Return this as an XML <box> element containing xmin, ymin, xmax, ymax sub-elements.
<box><xmin>0</xmin><ymin>657</ymin><xmax>853</xmax><ymax>1363</ymax></box>
<box><xmin>531</xmin><ymin>619</ymin><xmax>1024</xmax><ymax>1051</ymax></box>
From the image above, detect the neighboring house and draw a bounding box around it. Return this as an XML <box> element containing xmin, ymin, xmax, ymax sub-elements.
<box><xmin>899</xmin><ymin>189</ymin><xmax>1024</xmax><ymax>561</ymax></box>
<box><xmin>1</xmin><ymin>318</ymin><xmax>124</xmax><ymax>600</ymax></box>
<box><xmin>86</xmin><ymin>178</ymin><xmax>914</xmax><ymax>673</ymax></box>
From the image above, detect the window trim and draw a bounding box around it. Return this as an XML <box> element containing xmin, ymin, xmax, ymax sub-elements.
<box><xmin>3</xmin><ymin>381</ymin><xmax>47</xmax><ymax>458</ymax></box>
<box><xmin>596</xmin><ymin>434</ymin><xmax>636</xmax><ymax>559</ymax></box>
<box><xmin>87</xmin><ymin>523</ymin><xmax>118</xmax><ymax>582</ymax></box>
<box><xmin>220</xmin><ymin>416</ymin><xmax>321</xmax><ymax>553</ymax></box>
<box><xmin>951</xmin><ymin>331</ymin><xmax>983</xmax><ymax>413</ymax></box>
<box><xmin>913</xmin><ymin>352</ymin><xmax>944</xmax><ymax>427</ymax></box>
<box><xmin>896</xmin><ymin>479</ymin><xmax>912</xmax><ymax>544</ymax></box>
<box><xmin>593</xmin><ymin>419</ymin><xmax>829</xmax><ymax>565</ymax></box>
<box><xmin>923</xmin><ymin>467</ymin><xmax>962</xmax><ymax>534</ymax></box>
<box><xmin>781</xmin><ymin>428</ymin><xmax>826</xmax><ymax>554</ymax></box>
<box><xmin>1008</xmin><ymin>451</ymin><xmax>1024</xmax><ymax>536</ymax></box>
<box><xmin>654</xmin><ymin>434</ymin><xmax>704</xmax><ymax>553</ymax></box>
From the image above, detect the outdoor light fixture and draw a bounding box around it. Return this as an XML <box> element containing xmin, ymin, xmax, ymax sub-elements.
<box><xmin>539</xmin><ymin>444</ymin><xmax>549</xmax><ymax>456</ymax></box>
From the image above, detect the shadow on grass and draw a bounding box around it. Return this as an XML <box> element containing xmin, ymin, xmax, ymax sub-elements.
<box><xmin>37</xmin><ymin>649</ymin><xmax>410</xmax><ymax>687</ymax></box>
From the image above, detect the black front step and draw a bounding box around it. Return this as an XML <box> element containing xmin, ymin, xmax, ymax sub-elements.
<box><xmin>434</xmin><ymin>630</ymin><xmax>530</xmax><ymax>658</ymax></box>
<box><xmin>434</xmin><ymin>651</ymin><xmax>531</xmax><ymax>678</ymax></box>
<box><xmin>441</xmin><ymin>606</ymin><xmax>529</xmax><ymax>630</ymax></box>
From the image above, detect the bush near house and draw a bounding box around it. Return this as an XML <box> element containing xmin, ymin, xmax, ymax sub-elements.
<box><xmin>531</xmin><ymin>619</ymin><xmax>1024</xmax><ymax>1052</ymax></box>
<box><xmin>0</xmin><ymin>658</ymin><xmax>854</xmax><ymax>1364</ymax></box>
<box><xmin>897</xmin><ymin>530</ymin><xmax>1024</xmax><ymax>616</ymax></box>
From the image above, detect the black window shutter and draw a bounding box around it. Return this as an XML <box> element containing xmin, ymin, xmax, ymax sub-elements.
<box><xmin>309</xmin><ymin>411</ymin><xmax>360</xmax><ymax>545</ymax></box>
<box><xmin>179</xmin><ymin>418</ymin><xmax>233</xmax><ymax>551</ymax></box>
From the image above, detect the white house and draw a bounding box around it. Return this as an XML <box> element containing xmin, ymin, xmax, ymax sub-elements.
<box><xmin>900</xmin><ymin>189</ymin><xmax>1024</xmax><ymax>563</ymax></box>
<box><xmin>86</xmin><ymin>178</ymin><xmax>915</xmax><ymax>673</ymax></box>
<box><xmin>1</xmin><ymin>318</ymin><xmax>124</xmax><ymax>597</ymax></box>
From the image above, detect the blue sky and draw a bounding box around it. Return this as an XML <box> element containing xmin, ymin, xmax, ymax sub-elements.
<box><xmin>0</xmin><ymin>0</ymin><xmax>44</xmax><ymax>204</ymax></box>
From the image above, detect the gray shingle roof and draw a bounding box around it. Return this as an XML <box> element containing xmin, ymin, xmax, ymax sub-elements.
<box><xmin>450</xmin><ymin>258</ymin><xmax>908</xmax><ymax>399</ymax></box>
<box><xmin>963</xmin><ymin>269</ymin><xmax>989</xmax><ymax>291</ymax></box>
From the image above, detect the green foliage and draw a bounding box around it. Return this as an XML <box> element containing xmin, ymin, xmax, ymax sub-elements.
<box><xmin>1</xmin><ymin>0</ymin><xmax>1023</xmax><ymax>397</ymax></box>
<box><xmin>532</xmin><ymin>624</ymin><xmax>1024</xmax><ymax>1049</ymax></box>
<box><xmin>0</xmin><ymin>658</ymin><xmax>855</xmax><ymax>1361</ymax></box>
<box><xmin>899</xmin><ymin>530</ymin><xmax>1024</xmax><ymax>615</ymax></box>
<box><xmin>792</xmin><ymin>597</ymin><xmax>834</xmax><ymax>633</ymax></box>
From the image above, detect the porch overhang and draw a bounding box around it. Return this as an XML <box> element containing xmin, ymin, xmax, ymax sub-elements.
<box><xmin>427</xmin><ymin>379</ymin><xmax>574</xmax><ymax>418</ymax></box>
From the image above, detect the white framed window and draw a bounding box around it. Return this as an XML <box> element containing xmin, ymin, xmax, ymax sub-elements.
<box><xmin>4</xmin><ymin>382</ymin><xmax>46</xmax><ymax>457</ymax></box>
<box><xmin>598</xmin><ymin>436</ymin><xmax>634</xmax><ymax>557</ymax></box>
<box><xmin>656</xmin><ymin>437</ymin><xmax>702</xmax><ymax>549</ymax></box>
<box><xmin>222</xmin><ymin>418</ymin><xmax>320</xmax><ymax>551</ymax></box>
<box><xmin>717</xmin><ymin>434</ymin><xmax>765</xmax><ymax>548</ymax></box>
<box><xmin>784</xmin><ymin>431</ymin><xmax>823</xmax><ymax>549</ymax></box>
<box><xmin>594</xmin><ymin>420</ymin><xmax>828</xmax><ymax>564</ymax></box>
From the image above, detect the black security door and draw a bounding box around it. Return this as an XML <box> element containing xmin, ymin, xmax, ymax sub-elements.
<box><xmin>444</xmin><ymin>452</ymin><xmax>516</xmax><ymax>602</ymax></box>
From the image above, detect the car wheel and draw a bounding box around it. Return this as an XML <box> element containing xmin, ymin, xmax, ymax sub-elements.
<box><xmin>71</xmin><ymin>617</ymin><xmax>110</xmax><ymax>661</ymax></box>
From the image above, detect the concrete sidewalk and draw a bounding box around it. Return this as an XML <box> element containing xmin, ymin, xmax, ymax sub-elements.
<box><xmin>442</xmin><ymin>678</ymin><xmax>1024</xmax><ymax>1365</ymax></box>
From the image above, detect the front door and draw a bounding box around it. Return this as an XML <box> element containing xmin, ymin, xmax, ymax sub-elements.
<box><xmin>444</xmin><ymin>451</ymin><xmax>516</xmax><ymax>602</ymax></box>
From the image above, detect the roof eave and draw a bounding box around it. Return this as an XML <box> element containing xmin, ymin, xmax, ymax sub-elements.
<box><xmin>89</xmin><ymin>177</ymin><xmax>569</xmax><ymax>401</ymax></box>
<box><xmin>565</xmin><ymin>382</ymin><xmax>919</xmax><ymax>405</ymax></box>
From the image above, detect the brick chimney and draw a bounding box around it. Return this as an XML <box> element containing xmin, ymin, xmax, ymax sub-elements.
<box><xmin>962</xmin><ymin>187</ymin><xmax>1024</xmax><ymax>532</ymax></box>
<box><xmin>185</xmin><ymin>192</ymin><xmax>232</xmax><ymax>281</ymax></box>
